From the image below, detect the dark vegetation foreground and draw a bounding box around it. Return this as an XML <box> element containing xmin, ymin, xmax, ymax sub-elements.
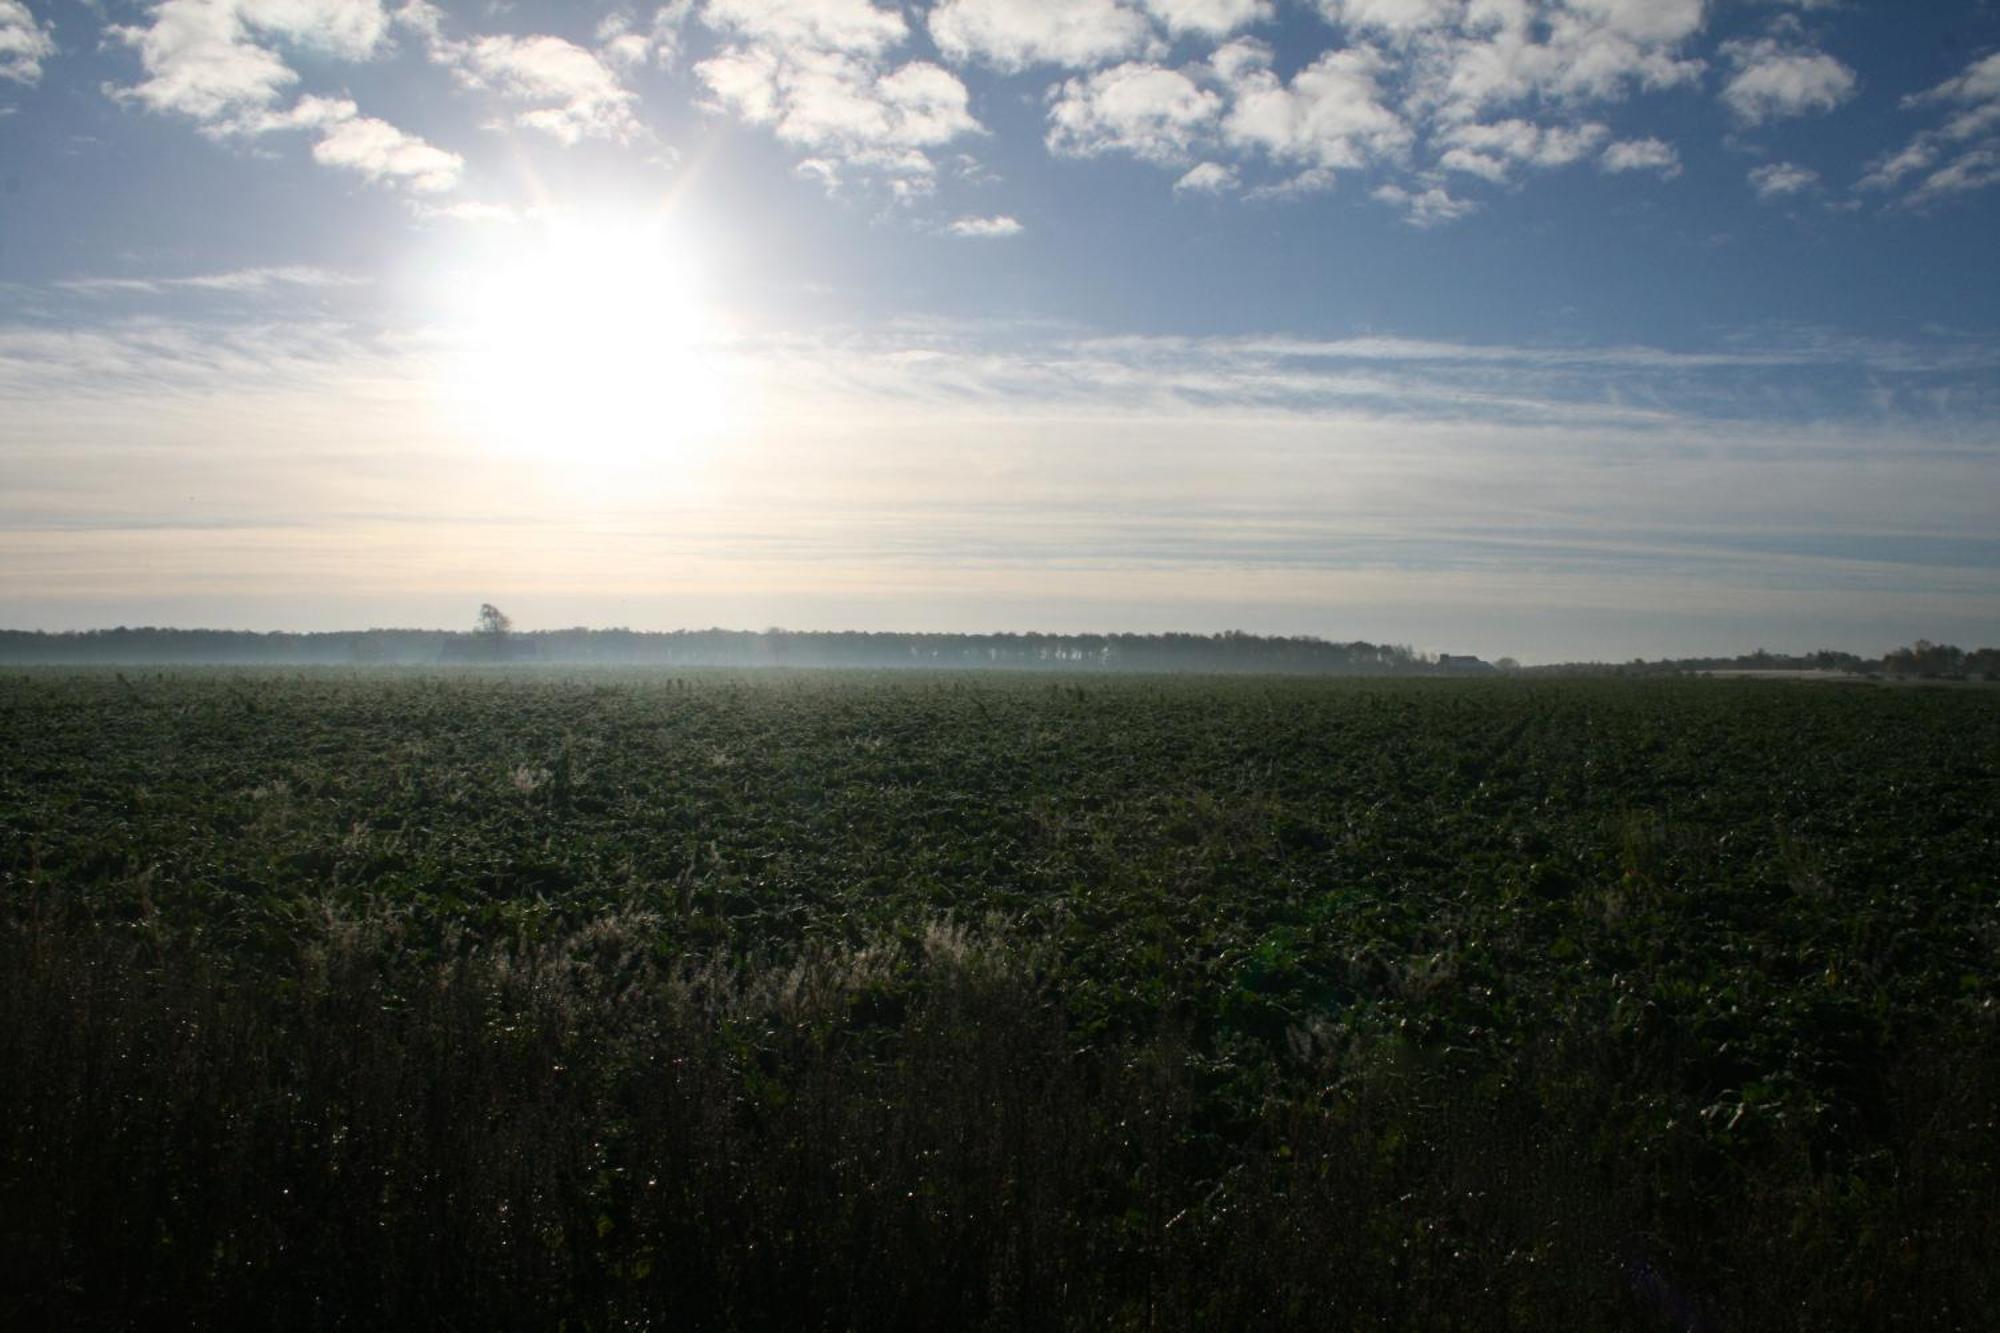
<box><xmin>2</xmin><ymin>670</ymin><xmax>1996</xmax><ymax>1330</ymax></box>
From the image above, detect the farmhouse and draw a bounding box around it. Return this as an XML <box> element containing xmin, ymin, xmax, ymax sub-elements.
<box><xmin>1436</xmin><ymin>653</ymin><xmax>1497</xmax><ymax>674</ymax></box>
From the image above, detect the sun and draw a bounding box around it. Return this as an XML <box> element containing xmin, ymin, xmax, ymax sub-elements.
<box><xmin>441</xmin><ymin>210</ymin><xmax>728</xmax><ymax>472</ymax></box>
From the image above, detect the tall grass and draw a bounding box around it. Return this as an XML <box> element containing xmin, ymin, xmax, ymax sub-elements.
<box><xmin>4</xmin><ymin>901</ymin><xmax>1995</xmax><ymax>1331</ymax></box>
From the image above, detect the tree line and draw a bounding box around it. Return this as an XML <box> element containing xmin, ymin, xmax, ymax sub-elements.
<box><xmin>2</xmin><ymin>626</ymin><xmax>1990</xmax><ymax>678</ymax></box>
<box><xmin>0</xmin><ymin>626</ymin><xmax>1431</xmax><ymax>674</ymax></box>
<box><xmin>1524</xmin><ymin>642</ymin><xmax>2000</xmax><ymax>679</ymax></box>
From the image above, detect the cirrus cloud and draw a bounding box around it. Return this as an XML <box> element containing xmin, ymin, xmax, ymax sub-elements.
<box><xmin>1862</xmin><ymin>52</ymin><xmax>2000</xmax><ymax>207</ymax></box>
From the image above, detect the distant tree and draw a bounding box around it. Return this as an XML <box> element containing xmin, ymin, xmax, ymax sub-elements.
<box><xmin>1495</xmin><ymin>657</ymin><xmax>1521</xmax><ymax>672</ymax></box>
<box><xmin>1884</xmin><ymin>640</ymin><xmax>1964</xmax><ymax>677</ymax></box>
<box><xmin>476</xmin><ymin>604</ymin><xmax>513</xmax><ymax>640</ymax></box>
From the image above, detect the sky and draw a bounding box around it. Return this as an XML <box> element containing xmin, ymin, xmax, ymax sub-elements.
<box><xmin>1</xmin><ymin>0</ymin><xmax>1997</xmax><ymax>662</ymax></box>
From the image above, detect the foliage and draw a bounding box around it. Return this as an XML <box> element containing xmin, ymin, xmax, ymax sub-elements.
<box><xmin>476</xmin><ymin>602</ymin><xmax>514</xmax><ymax>638</ymax></box>
<box><xmin>1</xmin><ymin>669</ymin><xmax>1997</xmax><ymax>1329</ymax></box>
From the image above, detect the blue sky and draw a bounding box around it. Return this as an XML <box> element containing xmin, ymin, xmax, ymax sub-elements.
<box><xmin>1</xmin><ymin>0</ymin><xmax>1997</xmax><ymax>661</ymax></box>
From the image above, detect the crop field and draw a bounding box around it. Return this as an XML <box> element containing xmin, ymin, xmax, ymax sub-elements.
<box><xmin>3</xmin><ymin>669</ymin><xmax>1998</xmax><ymax>1330</ymax></box>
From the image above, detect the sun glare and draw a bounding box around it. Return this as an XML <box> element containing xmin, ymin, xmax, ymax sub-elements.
<box><xmin>443</xmin><ymin>212</ymin><xmax>728</xmax><ymax>474</ymax></box>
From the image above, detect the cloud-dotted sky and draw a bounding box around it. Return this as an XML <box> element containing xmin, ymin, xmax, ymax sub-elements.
<box><xmin>0</xmin><ymin>0</ymin><xmax>1998</xmax><ymax>659</ymax></box>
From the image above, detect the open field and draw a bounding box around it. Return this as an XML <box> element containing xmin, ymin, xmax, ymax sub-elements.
<box><xmin>3</xmin><ymin>669</ymin><xmax>1998</xmax><ymax>1330</ymax></box>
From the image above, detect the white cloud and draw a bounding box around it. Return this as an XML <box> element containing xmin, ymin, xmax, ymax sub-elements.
<box><xmin>107</xmin><ymin>2</ymin><xmax>459</xmax><ymax>193</ymax></box>
<box><xmin>1438</xmin><ymin>117</ymin><xmax>1607</xmax><ymax>181</ymax></box>
<box><xmin>7</xmin><ymin>307</ymin><xmax>1995</xmax><ymax>656</ymax></box>
<box><xmin>57</xmin><ymin>265</ymin><xmax>367</xmax><ymax>295</ymax></box>
<box><xmin>111</xmin><ymin>0</ymin><xmax>390</xmax><ymax>120</ymax></box>
<box><xmin>1371</xmin><ymin>180</ymin><xmax>1477</xmax><ymax>226</ymax></box>
<box><xmin>1858</xmin><ymin>139</ymin><xmax>1936</xmax><ymax>193</ymax></box>
<box><xmin>1047</xmin><ymin>62</ymin><xmax>1221</xmax><ymax>164</ymax></box>
<box><xmin>1748</xmin><ymin>160</ymin><xmax>1817</xmax><ymax>200</ymax></box>
<box><xmin>1863</xmin><ymin>52</ymin><xmax>2000</xmax><ymax>206</ymax></box>
<box><xmin>457</xmin><ymin>34</ymin><xmax>644</xmax><ymax>143</ymax></box>
<box><xmin>1318</xmin><ymin>0</ymin><xmax>1458</xmax><ymax>38</ymax></box>
<box><xmin>929</xmin><ymin>0</ymin><xmax>1158</xmax><ymax>73</ymax></box>
<box><xmin>1401</xmin><ymin>0</ymin><xmax>1707</xmax><ymax>121</ymax></box>
<box><xmin>1599</xmin><ymin>136</ymin><xmax>1679</xmax><ymax>176</ymax></box>
<box><xmin>598</xmin><ymin>3</ymin><xmax>694</xmax><ymax>69</ymax></box>
<box><xmin>697</xmin><ymin>43</ymin><xmax>782</xmax><ymax>122</ymax></box>
<box><xmin>1220</xmin><ymin>40</ymin><xmax>1410</xmax><ymax>175</ymax></box>
<box><xmin>1915</xmin><ymin>50</ymin><xmax>2000</xmax><ymax>118</ymax></box>
<box><xmin>698</xmin><ymin>45</ymin><xmax>978</xmax><ymax>180</ymax></box>
<box><xmin>1004</xmin><ymin>3</ymin><xmax>1715</xmax><ymax>214</ymax></box>
<box><xmin>1141</xmin><ymin>0</ymin><xmax>1271</xmax><ymax>39</ymax></box>
<box><xmin>948</xmin><ymin>214</ymin><xmax>1023</xmax><ymax>237</ymax></box>
<box><xmin>1719</xmin><ymin>32</ymin><xmax>1856</xmax><ymax>125</ymax></box>
<box><xmin>701</xmin><ymin>0</ymin><xmax>906</xmax><ymax>56</ymax></box>
<box><xmin>1174</xmin><ymin>160</ymin><xmax>1237</xmax><ymax>192</ymax></box>
<box><xmin>246</xmin><ymin>93</ymin><xmax>462</xmax><ymax>190</ymax></box>
<box><xmin>694</xmin><ymin>0</ymin><xmax>980</xmax><ymax>190</ymax></box>
<box><xmin>1900</xmin><ymin>145</ymin><xmax>2000</xmax><ymax>202</ymax></box>
<box><xmin>1282</xmin><ymin>2</ymin><xmax>1702</xmax><ymax>209</ymax></box>
<box><xmin>0</xmin><ymin>0</ymin><xmax>56</xmax><ymax>85</ymax></box>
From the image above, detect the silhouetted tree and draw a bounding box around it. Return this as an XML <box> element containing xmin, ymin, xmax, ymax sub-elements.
<box><xmin>476</xmin><ymin>604</ymin><xmax>513</xmax><ymax>640</ymax></box>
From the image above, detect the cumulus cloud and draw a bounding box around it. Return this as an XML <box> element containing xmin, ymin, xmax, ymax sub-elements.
<box><xmin>110</xmin><ymin>0</ymin><xmax>390</xmax><ymax>120</ymax></box>
<box><xmin>621</xmin><ymin>1</ymin><xmax>1724</xmax><ymax>223</ymax></box>
<box><xmin>1748</xmin><ymin>160</ymin><xmax>1818</xmax><ymax>200</ymax></box>
<box><xmin>701</xmin><ymin>50</ymin><xmax>974</xmax><ymax>153</ymax></box>
<box><xmin>1437</xmin><ymin>118</ymin><xmax>1608</xmax><ymax>182</ymax></box>
<box><xmin>1076</xmin><ymin>1</ymin><xmax>1711</xmax><ymax>216</ymax></box>
<box><xmin>1392</xmin><ymin>0</ymin><xmax>1707</xmax><ymax>119</ymax></box>
<box><xmin>106</xmin><ymin>1</ymin><xmax>461</xmax><ymax>192</ymax></box>
<box><xmin>1174</xmin><ymin>160</ymin><xmax>1237</xmax><ymax>192</ymax></box>
<box><xmin>692</xmin><ymin>0</ymin><xmax>980</xmax><ymax>193</ymax></box>
<box><xmin>1317</xmin><ymin>0</ymin><xmax>1457</xmax><ymax>39</ymax></box>
<box><xmin>1599</xmin><ymin>136</ymin><xmax>1680</xmax><ymax>176</ymax></box>
<box><xmin>456</xmin><ymin>34</ymin><xmax>644</xmax><ymax>143</ymax></box>
<box><xmin>0</xmin><ymin>0</ymin><xmax>56</xmax><ymax>85</ymax></box>
<box><xmin>1719</xmin><ymin>31</ymin><xmax>1856</xmax><ymax>125</ymax></box>
<box><xmin>1862</xmin><ymin>52</ymin><xmax>2000</xmax><ymax>206</ymax></box>
<box><xmin>1141</xmin><ymin>0</ymin><xmax>1271</xmax><ymax>39</ymax></box>
<box><xmin>1219</xmin><ymin>40</ymin><xmax>1410</xmax><ymax>176</ymax></box>
<box><xmin>400</xmin><ymin>7</ymin><xmax>656</xmax><ymax>145</ymax></box>
<box><xmin>929</xmin><ymin>0</ymin><xmax>1158</xmax><ymax>73</ymax></box>
<box><xmin>698</xmin><ymin>31</ymin><xmax>978</xmax><ymax>195</ymax></box>
<box><xmin>1371</xmin><ymin>180</ymin><xmax>1476</xmax><ymax>226</ymax></box>
<box><xmin>268</xmin><ymin>93</ymin><xmax>464</xmax><ymax>190</ymax></box>
<box><xmin>702</xmin><ymin>0</ymin><xmax>906</xmax><ymax>56</ymax></box>
<box><xmin>1046</xmin><ymin>61</ymin><xmax>1221</xmax><ymax>164</ymax></box>
<box><xmin>947</xmin><ymin>213</ymin><xmax>1023</xmax><ymax>237</ymax></box>
<box><xmin>596</xmin><ymin>5</ymin><xmax>695</xmax><ymax>69</ymax></box>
